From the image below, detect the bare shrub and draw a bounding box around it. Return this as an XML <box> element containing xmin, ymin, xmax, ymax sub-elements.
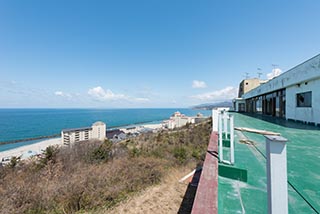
<box><xmin>0</xmin><ymin>119</ymin><xmax>211</xmax><ymax>214</ymax></box>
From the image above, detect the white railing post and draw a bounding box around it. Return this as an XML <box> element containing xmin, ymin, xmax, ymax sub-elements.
<box><xmin>223</xmin><ymin>111</ymin><xmax>228</xmax><ymax>139</ymax></box>
<box><xmin>218</xmin><ymin>112</ymin><xmax>223</xmax><ymax>161</ymax></box>
<box><xmin>212</xmin><ymin>109</ymin><xmax>219</xmax><ymax>132</ymax></box>
<box><xmin>265</xmin><ymin>135</ymin><xmax>288</xmax><ymax>214</ymax></box>
<box><xmin>230</xmin><ymin>115</ymin><xmax>234</xmax><ymax>165</ymax></box>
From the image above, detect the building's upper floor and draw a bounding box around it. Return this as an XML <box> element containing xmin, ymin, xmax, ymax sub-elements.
<box><xmin>238</xmin><ymin>78</ymin><xmax>261</xmax><ymax>97</ymax></box>
<box><xmin>242</xmin><ymin>54</ymin><xmax>320</xmax><ymax>99</ymax></box>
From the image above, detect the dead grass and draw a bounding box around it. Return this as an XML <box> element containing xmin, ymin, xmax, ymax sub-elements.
<box><xmin>0</xmin><ymin>142</ymin><xmax>164</xmax><ymax>214</ymax></box>
<box><xmin>0</xmin><ymin>119</ymin><xmax>211</xmax><ymax>214</ymax></box>
<box><xmin>89</xmin><ymin>166</ymin><xmax>192</xmax><ymax>214</ymax></box>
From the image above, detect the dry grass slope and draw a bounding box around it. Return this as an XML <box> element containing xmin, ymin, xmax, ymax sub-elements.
<box><xmin>0</xmin><ymin>119</ymin><xmax>211</xmax><ymax>214</ymax></box>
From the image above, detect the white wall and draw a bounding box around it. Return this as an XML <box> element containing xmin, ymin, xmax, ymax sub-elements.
<box><xmin>243</xmin><ymin>54</ymin><xmax>320</xmax><ymax>99</ymax></box>
<box><xmin>92</xmin><ymin>122</ymin><xmax>106</xmax><ymax>141</ymax></box>
<box><xmin>286</xmin><ymin>78</ymin><xmax>320</xmax><ymax>125</ymax></box>
<box><xmin>61</xmin><ymin>129</ymin><xmax>92</xmax><ymax>144</ymax></box>
<box><xmin>61</xmin><ymin>121</ymin><xmax>106</xmax><ymax>144</ymax></box>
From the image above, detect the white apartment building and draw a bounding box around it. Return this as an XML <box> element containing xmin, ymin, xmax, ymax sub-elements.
<box><xmin>61</xmin><ymin>121</ymin><xmax>106</xmax><ymax>145</ymax></box>
<box><xmin>167</xmin><ymin>112</ymin><xmax>191</xmax><ymax>129</ymax></box>
<box><xmin>165</xmin><ymin>112</ymin><xmax>206</xmax><ymax>129</ymax></box>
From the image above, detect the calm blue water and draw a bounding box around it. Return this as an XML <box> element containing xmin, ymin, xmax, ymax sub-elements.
<box><xmin>0</xmin><ymin>108</ymin><xmax>210</xmax><ymax>151</ymax></box>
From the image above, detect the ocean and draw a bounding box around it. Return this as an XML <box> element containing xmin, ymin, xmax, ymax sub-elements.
<box><xmin>0</xmin><ymin>108</ymin><xmax>210</xmax><ymax>151</ymax></box>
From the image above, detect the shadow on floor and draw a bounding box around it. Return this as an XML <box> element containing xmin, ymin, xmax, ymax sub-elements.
<box><xmin>178</xmin><ymin>166</ymin><xmax>202</xmax><ymax>214</ymax></box>
<box><xmin>241</xmin><ymin>113</ymin><xmax>320</xmax><ymax>130</ymax></box>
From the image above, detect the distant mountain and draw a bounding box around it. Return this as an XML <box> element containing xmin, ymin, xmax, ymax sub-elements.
<box><xmin>192</xmin><ymin>101</ymin><xmax>233</xmax><ymax>110</ymax></box>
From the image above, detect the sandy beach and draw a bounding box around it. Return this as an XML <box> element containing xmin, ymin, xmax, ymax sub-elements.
<box><xmin>142</xmin><ymin>123</ymin><xmax>163</xmax><ymax>130</ymax></box>
<box><xmin>0</xmin><ymin>124</ymin><xmax>163</xmax><ymax>162</ymax></box>
<box><xmin>0</xmin><ymin>121</ymin><xmax>167</xmax><ymax>163</ymax></box>
<box><xmin>0</xmin><ymin>138</ymin><xmax>62</xmax><ymax>161</ymax></box>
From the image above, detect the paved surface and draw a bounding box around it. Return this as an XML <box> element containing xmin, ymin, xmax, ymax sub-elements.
<box><xmin>218</xmin><ymin>113</ymin><xmax>320</xmax><ymax>213</ymax></box>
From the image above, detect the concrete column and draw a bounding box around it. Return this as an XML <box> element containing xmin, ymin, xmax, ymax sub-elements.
<box><xmin>265</xmin><ymin>135</ymin><xmax>288</xmax><ymax>214</ymax></box>
<box><xmin>212</xmin><ymin>109</ymin><xmax>219</xmax><ymax>132</ymax></box>
<box><xmin>219</xmin><ymin>112</ymin><xmax>223</xmax><ymax>161</ymax></box>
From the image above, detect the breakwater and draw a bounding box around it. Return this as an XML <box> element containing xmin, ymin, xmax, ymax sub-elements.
<box><xmin>0</xmin><ymin>134</ymin><xmax>60</xmax><ymax>146</ymax></box>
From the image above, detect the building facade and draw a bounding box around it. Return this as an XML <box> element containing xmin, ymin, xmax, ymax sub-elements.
<box><xmin>164</xmin><ymin>112</ymin><xmax>206</xmax><ymax>129</ymax></box>
<box><xmin>238</xmin><ymin>78</ymin><xmax>261</xmax><ymax>97</ymax></box>
<box><xmin>166</xmin><ymin>112</ymin><xmax>192</xmax><ymax>129</ymax></box>
<box><xmin>61</xmin><ymin>121</ymin><xmax>106</xmax><ymax>145</ymax></box>
<box><xmin>235</xmin><ymin>54</ymin><xmax>320</xmax><ymax>125</ymax></box>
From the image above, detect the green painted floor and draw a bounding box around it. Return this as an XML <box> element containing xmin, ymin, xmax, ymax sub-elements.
<box><xmin>218</xmin><ymin>113</ymin><xmax>320</xmax><ymax>213</ymax></box>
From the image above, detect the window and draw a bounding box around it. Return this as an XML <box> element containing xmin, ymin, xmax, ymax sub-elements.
<box><xmin>238</xmin><ymin>103</ymin><xmax>245</xmax><ymax>112</ymax></box>
<box><xmin>296</xmin><ymin>91</ymin><xmax>312</xmax><ymax>107</ymax></box>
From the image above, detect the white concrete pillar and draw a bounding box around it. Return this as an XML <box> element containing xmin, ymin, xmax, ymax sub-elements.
<box><xmin>230</xmin><ymin>115</ymin><xmax>234</xmax><ymax>165</ymax></box>
<box><xmin>212</xmin><ymin>109</ymin><xmax>219</xmax><ymax>132</ymax></box>
<box><xmin>219</xmin><ymin>112</ymin><xmax>223</xmax><ymax>161</ymax></box>
<box><xmin>265</xmin><ymin>135</ymin><xmax>288</xmax><ymax>214</ymax></box>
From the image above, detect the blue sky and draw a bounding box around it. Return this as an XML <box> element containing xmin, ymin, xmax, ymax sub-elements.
<box><xmin>0</xmin><ymin>0</ymin><xmax>320</xmax><ymax>108</ymax></box>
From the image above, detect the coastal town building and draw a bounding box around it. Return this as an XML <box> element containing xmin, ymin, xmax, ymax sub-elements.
<box><xmin>106</xmin><ymin>129</ymin><xmax>128</xmax><ymax>142</ymax></box>
<box><xmin>163</xmin><ymin>112</ymin><xmax>206</xmax><ymax>129</ymax></box>
<box><xmin>168</xmin><ymin>111</ymin><xmax>192</xmax><ymax>129</ymax></box>
<box><xmin>233</xmin><ymin>54</ymin><xmax>320</xmax><ymax>125</ymax></box>
<box><xmin>61</xmin><ymin>121</ymin><xmax>106</xmax><ymax>145</ymax></box>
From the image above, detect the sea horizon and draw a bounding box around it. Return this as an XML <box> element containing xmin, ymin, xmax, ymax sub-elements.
<box><xmin>0</xmin><ymin>108</ymin><xmax>210</xmax><ymax>152</ymax></box>
<box><xmin>0</xmin><ymin>107</ymin><xmax>195</xmax><ymax>110</ymax></box>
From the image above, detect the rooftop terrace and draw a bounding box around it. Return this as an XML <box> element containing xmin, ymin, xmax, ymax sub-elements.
<box><xmin>219</xmin><ymin>113</ymin><xmax>320</xmax><ymax>213</ymax></box>
<box><xmin>192</xmin><ymin>112</ymin><xmax>320</xmax><ymax>213</ymax></box>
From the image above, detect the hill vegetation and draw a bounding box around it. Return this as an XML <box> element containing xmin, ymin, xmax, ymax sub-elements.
<box><xmin>192</xmin><ymin>101</ymin><xmax>233</xmax><ymax>110</ymax></box>
<box><xmin>0</xmin><ymin>119</ymin><xmax>211</xmax><ymax>214</ymax></box>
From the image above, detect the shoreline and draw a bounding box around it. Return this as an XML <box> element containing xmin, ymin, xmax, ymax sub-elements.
<box><xmin>0</xmin><ymin>122</ymin><xmax>164</xmax><ymax>162</ymax></box>
<box><xmin>0</xmin><ymin>138</ymin><xmax>63</xmax><ymax>161</ymax></box>
<box><xmin>0</xmin><ymin>112</ymin><xmax>209</xmax><ymax>162</ymax></box>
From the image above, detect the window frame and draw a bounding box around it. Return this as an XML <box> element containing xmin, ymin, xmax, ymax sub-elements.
<box><xmin>296</xmin><ymin>91</ymin><xmax>312</xmax><ymax>108</ymax></box>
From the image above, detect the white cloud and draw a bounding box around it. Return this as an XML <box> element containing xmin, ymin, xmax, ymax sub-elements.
<box><xmin>54</xmin><ymin>91</ymin><xmax>72</xmax><ymax>98</ymax></box>
<box><xmin>54</xmin><ymin>91</ymin><xmax>63</xmax><ymax>96</ymax></box>
<box><xmin>88</xmin><ymin>86</ymin><xmax>149</xmax><ymax>102</ymax></box>
<box><xmin>88</xmin><ymin>86</ymin><xmax>126</xmax><ymax>101</ymax></box>
<box><xmin>134</xmin><ymin>97</ymin><xmax>150</xmax><ymax>102</ymax></box>
<box><xmin>267</xmin><ymin>68</ymin><xmax>282</xmax><ymax>80</ymax></box>
<box><xmin>192</xmin><ymin>80</ymin><xmax>207</xmax><ymax>88</ymax></box>
<box><xmin>191</xmin><ymin>86</ymin><xmax>238</xmax><ymax>101</ymax></box>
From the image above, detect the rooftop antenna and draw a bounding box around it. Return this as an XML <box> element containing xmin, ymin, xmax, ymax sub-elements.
<box><xmin>243</xmin><ymin>72</ymin><xmax>250</xmax><ymax>79</ymax></box>
<box><xmin>257</xmin><ymin>68</ymin><xmax>263</xmax><ymax>79</ymax></box>
<box><xmin>272</xmin><ymin>64</ymin><xmax>278</xmax><ymax>70</ymax></box>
